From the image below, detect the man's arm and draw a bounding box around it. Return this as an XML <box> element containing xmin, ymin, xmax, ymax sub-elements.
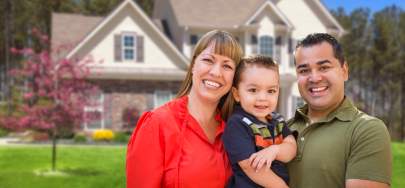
<box><xmin>346</xmin><ymin>179</ymin><xmax>390</xmax><ymax>188</ymax></box>
<box><xmin>274</xmin><ymin>135</ymin><xmax>297</xmax><ymax>162</ymax></box>
<box><xmin>346</xmin><ymin>118</ymin><xmax>392</xmax><ymax>188</ymax></box>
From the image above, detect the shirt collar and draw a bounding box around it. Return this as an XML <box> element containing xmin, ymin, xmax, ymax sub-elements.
<box><xmin>233</xmin><ymin>105</ymin><xmax>275</xmax><ymax>125</ymax></box>
<box><xmin>293</xmin><ymin>97</ymin><xmax>358</xmax><ymax>123</ymax></box>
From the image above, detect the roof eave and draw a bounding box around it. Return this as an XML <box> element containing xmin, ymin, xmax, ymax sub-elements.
<box><xmin>314</xmin><ymin>0</ymin><xmax>345</xmax><ymax>37</ymax></box>
<box><xmin>87</xmin><ymin>66</ymin><xmax>187</xmax><ymax>81</ymax></box>
<box><xmin>244</xmin><ymin>1</ymin><xmax>295</xmax><ymax>30</ymax></box>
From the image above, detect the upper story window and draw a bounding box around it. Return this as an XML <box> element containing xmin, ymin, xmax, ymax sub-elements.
<box><xmin>114</xmin><ymin>32</ymin><xmax>144</xmax><ymax>62</ymax></box>
<box><xmin>259</xmin><ymin>35</ymin><xmax>274</xmax><ymax>56</ymax></box>
<box><xmin>122</xmin><ymin>34</ymin><xmax>136</xmax><ymax>60</ymax></box>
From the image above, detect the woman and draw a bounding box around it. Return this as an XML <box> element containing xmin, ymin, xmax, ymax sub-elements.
<box><xmin>126</xmin><ymin>30</ymin><xmax>243</xmax><ymax>188</ymax></box>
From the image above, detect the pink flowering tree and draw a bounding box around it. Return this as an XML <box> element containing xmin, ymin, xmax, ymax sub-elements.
<box><xmin>1</xmin><ymin>28</ymin><xmax>99</xmax><ymax>171</ymax></box>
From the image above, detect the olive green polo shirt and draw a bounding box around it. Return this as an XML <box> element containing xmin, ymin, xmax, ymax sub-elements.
<box><xmin>287</xmin><ymin>97</ymin><xmax>392</xmax><ymax>188</ymax></box>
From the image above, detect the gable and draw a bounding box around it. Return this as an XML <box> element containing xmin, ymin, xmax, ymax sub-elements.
<box><xmin>246</xmin><ymin>1</ymin><xmax>294</xmax><ymax>32</ymax></box>
<box><xmin>58</xmin><ymin>0</ymin><xmax>188</xmax><ymax>80</ymax></box>
<box><xmin>275</xmin><ymin>0</ymin><xmax>344</xmax><ymax>38</ymax></box>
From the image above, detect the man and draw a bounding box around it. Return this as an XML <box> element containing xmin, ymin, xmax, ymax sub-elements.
<box><xmin>287</xmin><ymin>33</ymin><xmax>392</xmax><ymax>188</ymax></box>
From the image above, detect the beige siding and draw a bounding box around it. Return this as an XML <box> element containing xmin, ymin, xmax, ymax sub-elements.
<box><xmin>277</xmin><ymin>0</ymin><xmax>328</xmax><ymax>39</ymax></box>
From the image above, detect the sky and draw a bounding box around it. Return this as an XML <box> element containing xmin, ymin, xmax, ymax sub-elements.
<box><xmin>322</xmin><ymin>0</ymin><xmax>405</xmax><ymax>13</ymax></box>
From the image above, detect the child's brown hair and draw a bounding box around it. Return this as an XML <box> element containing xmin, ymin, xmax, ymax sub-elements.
<box><xmin>222</xmin><ymin>55</ymin><xmax>279</xmax><ymax>120</ymax></box>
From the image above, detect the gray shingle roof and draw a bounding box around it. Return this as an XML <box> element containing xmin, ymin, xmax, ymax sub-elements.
<box><xmin>169</xmin><ymin>0</ymin><xmax>266</xmax><ymax>28</ymax></box>
<box><xmin>51</xmin><ymin>13</ymin><xmax>103</xmax><ymax>57</ymax></box>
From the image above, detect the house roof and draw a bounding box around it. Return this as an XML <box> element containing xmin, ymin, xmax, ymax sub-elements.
<box><xmin>311</xmin><ymin>0</ymin><xmax>345</xmax><ymax>36</ymax></box>
<box><xmin>167</xmin><ymin>0</ymin><xmax>266</xmax><ymax>29</ymax></box>
<box><xmin>160</xmin><ymin>0</ymin><xmax>344</xmax><ymax>35</ymax></box>
<box><xmin>51</xmin><ymin>13</ymin><xmax>103</xmax><ymax>58</ymax></box>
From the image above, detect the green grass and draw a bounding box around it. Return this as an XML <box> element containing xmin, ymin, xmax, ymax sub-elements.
<box><xmin>0</xmin><ymin>145</ymin><xmax>126</xmax><ymax>188</ymax></box>
<box><xmin>0</xmin><ymin>143</ymin><xmax>404</xmax><ymax>188</ymax></box>
<box><xmin>392</xmin><ymin>142</ymin><xmax>405</xmax><ymax>188</ymax></box>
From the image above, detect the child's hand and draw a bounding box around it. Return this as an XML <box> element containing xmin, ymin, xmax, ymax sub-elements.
<box><xmin>249</xmin><ymin>145</ymin><xmax>280</xmax><ymax>172</ymax></box>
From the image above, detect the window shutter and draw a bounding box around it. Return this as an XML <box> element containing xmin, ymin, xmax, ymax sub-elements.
<box><xmin>251</xmin><ymin>34</ymin><xmax>258</xmax><ymax>54</ymax></box>
<box><xmin>251</xmin><ymin>34</ymin><xmax>258</xmax><ymax>45</ymax></box>
<box><xmin>288</xmin><ymin>38</ymin><xmax>293</xmax><ymax>53</ymax></box>
<box><xmin>136</xmin><ymin>36</ymin><xmax>144</xmax><ymax>62</ymax></box>
<box><xmin>190</xmin><ymin>35</ymin><xmax>198</xmax><ymax>45</ymax></box>
<box><xmin>275</xmin><ymin>36</ymin><xmax>282</xmax><ymax>45</ymax></box>
<box><xmin>114</xmin><ymin>34</ymin><xmax>122</xmax><ymax>62</ymax></box>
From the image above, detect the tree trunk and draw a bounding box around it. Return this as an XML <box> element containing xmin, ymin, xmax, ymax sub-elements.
<box><xmin>401</xmin><ymin>80</ymin><xmax>405</xmax><ymax>141</ymax></box>
<box><xmin>4</xmin><ymin>0</ymin><xmax>12</xmax><ymax>114</ymax></box>
<box><xmin>52</xmin><ymin>128</ymin><xmax>57</xmax><ymax>171</ymax></box>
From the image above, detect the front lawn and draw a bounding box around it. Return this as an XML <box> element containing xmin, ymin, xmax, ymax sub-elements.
<box><xmin>392</xmin><ymin>142</ymin><xmax>405</xmax><ymax>188</ymax></box>
<box><xmin>0</xmin><ymin>145</ymin><xmax>126</xmax><ymax>188</ymax></box>
<box><xmin>0</xmin><ymin>142</ymin><xmax>404</xmax><ymax>188</ymax></box>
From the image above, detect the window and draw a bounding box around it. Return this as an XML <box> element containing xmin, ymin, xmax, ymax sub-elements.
<box><xmin>122</xmin><ymin>34</ymin><xmax>136</xmax><ymax>61</ymax></box>
<box><xmin>259</xmin><ymin>36</ymin><xmax>274</xmax><ymax>56</ymax></box>
<box><xmin>84</xmin><ymin>93</ymin><xmax>104</xmax><ymax>130</ymax></box>
<box><xmin>115</xmin><ymin>32</ymin><xmax>144</xmax><ymax>62</ymax></box>
<box><xmin>154</xmin><ymin>90</ymin><xmax>173</xmax><ymax>108</ymax></box>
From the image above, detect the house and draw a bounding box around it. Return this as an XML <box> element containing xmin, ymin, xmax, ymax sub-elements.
<box><xmin>51</xmin><ymin>0</ymin><xmax>344</xmax><ymax>131</ymax></box>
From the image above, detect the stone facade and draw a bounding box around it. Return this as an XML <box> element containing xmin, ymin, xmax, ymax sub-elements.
<box><xmin>87</xmin><ymin>79</ymin><xmax>182</xmax><ymax>131</ymax></box>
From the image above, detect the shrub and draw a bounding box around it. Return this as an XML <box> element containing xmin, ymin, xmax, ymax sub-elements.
<box><xmin>33</xmin><ymin>132</ymin><xmax>49</xmax><ymax>141</ymax></box>
<box><xmin>113</xmin><ymin>132</ymin><xmax>130</xmax><ymax>143</ymax></box>
<box><xmin>92</xmin><ymin>129</ymin><xmax>114</xmax><ymax>141</ymax></box>
<box><xmin>0</xmin><ymin>128</ymin><xmax>8</xmax><ymax>137</ymax></box>
<box><xmin>73</xmin><ymin>133</ymin><xmax>87</xmax><ymax>143</ymax></box>
<box><xmin>21</xmin><ymin>130</ymin><xmax>49</xmax><ymax>142</ymax></box>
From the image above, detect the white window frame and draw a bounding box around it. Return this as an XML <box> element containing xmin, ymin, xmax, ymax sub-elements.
<box><xmin>121</xmin><ymin>33</ymin><xmax>136</xmax><ymax>61</ymax></box>
<box><xmin>153</xmin><ymin>90</ymin><xmax>173</xmax><ymax>108</ymax></box>
<box><xmin>83</xmin><ymin>93</ymin><xmax>105</xmax><ymax>131</ymax></box>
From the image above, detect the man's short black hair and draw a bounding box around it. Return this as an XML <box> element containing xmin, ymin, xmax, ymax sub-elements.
<box><xmin>295</xmin><ymin>33</ymin><xmax>345</xmax><ymax>65</ymax></box>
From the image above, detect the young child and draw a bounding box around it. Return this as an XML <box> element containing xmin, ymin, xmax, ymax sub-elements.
<box><xmin>223</xmin><ymin>55</ymin><xmax>297</xmax><ymax>188</ymax></box>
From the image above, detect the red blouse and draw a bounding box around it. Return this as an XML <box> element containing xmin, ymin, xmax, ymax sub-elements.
<box><xmin>126</xmin><ymin>96</ymin><xmax>231</xmax><ymax>188</ymax></box>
